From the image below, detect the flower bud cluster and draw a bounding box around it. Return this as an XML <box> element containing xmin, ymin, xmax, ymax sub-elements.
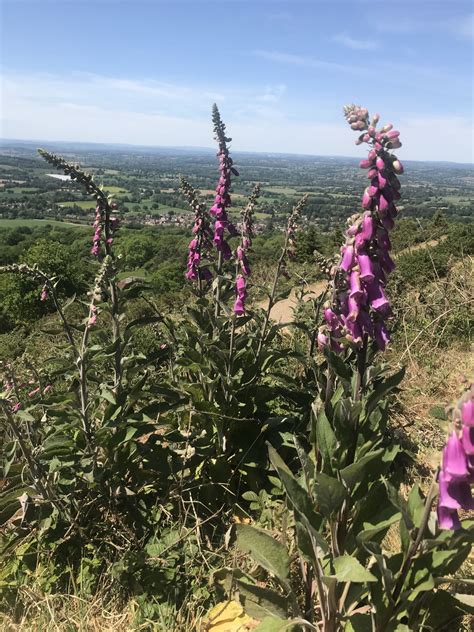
<box><xmin>437</xmin><ymin>385</ymin><xmax>474</xmax><ymax>530</ymax></box>
<box><xmin>180</xmin><ymin>177</ymin><xmax>213</xmax><ymax>283</ymax></box>
<box><xmin>281</xmin><ymin>195</ymin><xmax>308</xmax><ymax>279</ymax></box>
<box><xmin>318</xmin><ymin>107</ymin><xmax>404</xmax><ymax>352</ymax></box>
<box><xmin>210</xmin><ymin>105</ymin><xmax>239</xmax><ymax>260</ymax></box>
<box><xmin>86</xmin><ymin>255</ymin><xmax>112</xmax><ymax>329</ymax></box>
<box><xmin>37</xmin><ymin>149</ymin><xmax>119</xmax><ymax>259</ymax></box>
<box><xmin>234</xmin><ymin>184</ymin><xmax>260</xmax><ymax>315</ymax></box>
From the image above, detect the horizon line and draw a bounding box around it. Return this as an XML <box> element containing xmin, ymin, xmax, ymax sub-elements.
<box><xmin>0</xmin><ymin>136</ymin><xmax>473</xmax><ymax>167</ymax></box>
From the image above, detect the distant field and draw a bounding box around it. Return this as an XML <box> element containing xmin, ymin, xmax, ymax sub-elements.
<box><xmin>263</xmin><ymin>186</ymin><xmax>298</xmax><ymax>195</ymax></box>
<box><xmin>59</xmin><ymin>200</ymin><xmax>95</xmax><ymax>209</ymax></box>
<box><xmin>0</xmin><ymin>187</ymin><xmax>40</xmax><ymax>194</ymax></box>
<box><xmin>103</xmin><ymin>185</ymin><xmax>128</xmax><ymax>194</ymax></box>
<box><xmin>0</xmin><ymin>218</ymin><xmax>89</xmax><ymax>229</ymax></box>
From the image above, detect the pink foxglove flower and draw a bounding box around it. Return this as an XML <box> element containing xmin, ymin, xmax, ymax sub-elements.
<box><xmin>318</xmin><ymin>106</ymin><xmax>404</xmax><ymax>352</ymax></box>
<box><xmin>233</xmin><ymin>184</ymin><xmax>259</xmax><ymax>315</ymax></box>
<box><xmin>210</xmin><ymin>105</ymin><xmax>238</xmax><ymax>262</ymax></box>
<box><xmin>437</xmin><ymin>385</ymin><xmax>474</xmax><ymax>530</ymax></box>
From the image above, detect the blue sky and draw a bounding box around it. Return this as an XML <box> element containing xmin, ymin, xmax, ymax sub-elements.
<box><xmin>1</xmin><ymin>0</ymin><xmax>473</xmax><ymax>161</ymax></box>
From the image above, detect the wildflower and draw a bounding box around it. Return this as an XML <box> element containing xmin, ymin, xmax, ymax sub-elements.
<box><xmin>437</xmin><ymin>386</ymin><xmax>474</xmax><ymax>530</ymax></box>
<box><xmin>210</xmin><ymin>105</ymin><xmax>238</xmax><ymax>261</ymax></box>
<box><xmin>87</xmin><ymin>305</ymin><xmax>97</xmax><ymax>328</ymax></box>
<box><xmin>91</xmin><ymin>206</ymin><xmax>102</xmax><ymax>256</ymax></box>
<box><xmin>40</xmin><ymin>284</ymin><xmax>48</xmax><ymax>302</ymax></box>
<box><xmin>233</xmin><ymin>184</ymin><xmax>259</xmax><ymax>315</ymax></box>
<box><xmin>181</xmin><ymin>178</ymin><xmax>213</xmax><ymax>284</ymax></box>
<box><xmin>12</xmin><ymin>402</ymin><xmax>21</xmax><ymax>413</ymax></box>
<box><xmin>43</xmin><ymin>385</ymin><xmax>52</xmax><ymax>394</ymax></box>
<box><xmin>319</xmin><ymin>106</ymin><xmax>404</xmax><ymax>352</ymax></box>
<box><xmin>234</xmin><ymin>275</ymin><xmax>247</xmax><ymax>315</ymax></box>
<box><xmin>28</xmin><ymin>387</ymin><xmax>40</xmax><ymax>398</ymax></box>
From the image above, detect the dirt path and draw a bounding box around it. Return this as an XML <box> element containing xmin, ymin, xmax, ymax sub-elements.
<box><xmin>257</xmin><ymin>236</ymin><xmax>446</xmax><ymax>325</ymax></box>
<box><xmin>257</xmin><ymin>280</ymin><xmax>328</xmax><ymax>324</ymax></box>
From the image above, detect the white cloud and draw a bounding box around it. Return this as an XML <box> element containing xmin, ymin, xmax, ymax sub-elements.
<box><xmin>333</xmin><ymin>33</ymin><xmax>379</xmax><ymax>51</ymax></box>
<box><xmin>451</xmin><ymin>13</ymin><xmax>474</xmax><ymax>39</ymax></box>
<box><xmin>252</xmin><ymin>49</ymin><xmax>356</xmax><ymax>73</ymax></box>
<box><xmin>0</xmin><ymin>71</ymin><xmax>472</xmax><ymax>162</ymax></box>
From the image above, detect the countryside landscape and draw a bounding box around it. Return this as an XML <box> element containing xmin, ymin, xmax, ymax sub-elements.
<box><xmin>1</xmin><ymin>0</ymin><xmax>473</xmax><ymax>630</ymax></box>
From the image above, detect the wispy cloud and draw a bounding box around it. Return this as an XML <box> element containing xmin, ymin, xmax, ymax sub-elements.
<box><xmin>1</xmin><ymin>70</ymin><xmax>472</xmax><ymax>162</ymax></box>
<box><xmin>333</xmin><ymin>33</ymin><xmax>379</xmax><ymax>51</ymax></box>
<box><xmin>256</xmin><ymin>84</ymin><xmax>287</xmax><ymax>103</ymax></box>
<box><xmin>252</xmin><ymin>49</ymin><xmax>356</xmax><ymax>73</ymax></box>
<box><xmin>451</xmin><ymin>12</ymin><xmax>474</xmax><ymax>39</ymax></box>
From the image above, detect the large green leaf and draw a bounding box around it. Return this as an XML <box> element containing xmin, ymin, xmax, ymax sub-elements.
<box><xmin>236</xmin><ymin>524</ymin><xmax>290</xmax><ymax>585</ymax></box>
<box><xmin>315</xmin><ymin>409</ymin><xmax>337</xmax><ymax>465</ymax></box>
<box><xmin>333</xmin><ymin>555</ymin><xmax>377</xmax><ymax>583</ymax></box>
<box><xmin>314</xmin><ymin>472</ymin><xmax>346</xmax><ymax>517</ymax></box>
<box><xmin>339</xmin><ymin>449</ymin><xmax>384</xmax><ymax>490</ymax></box>
<box><xmin>365</xmin><ymin>367</ymin><xmax>405</xmax><ymax>416</ymax></box>
<box><xmin>233</xmin><ymin>577</ymin><xmax>289</xmax><ymax>620</ymax></box>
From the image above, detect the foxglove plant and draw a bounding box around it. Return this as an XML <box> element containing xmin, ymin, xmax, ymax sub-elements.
<box><xmin>180</xmin><ymin>176</ymin><xmax>214</xmax><ymax>289</ymax></box>
<box><xmin>256</xmin><ymin>195</ymin><xmax>307</xmax><ymax>358</ymax></box>
<box><xmin>210</xmin><ymin>104</ymin><xmax>239</xmax><ymax>262</ymax></box>
<box><xmin>318</xmin><ymin>106</ymin><xmax>404</xmax><ymax>352</ymax></box>
<box><xmin>233</xmin><ymin>184</ymin><xmax>260</xmax><ymax>315</ymax></box>
<box><xmin>437</xmin><ymin>385</ymin><xmax>474</xmax><ymax>530</ymax></box>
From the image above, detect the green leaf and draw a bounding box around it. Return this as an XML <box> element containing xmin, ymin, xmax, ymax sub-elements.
<box><xmin>366</xmin><ymin>367</ymin><xmax>405</xmax><ymax>416</ymax></box>
<box><xmin>236</xmin><ymin>524</ymin><xmax>290</xmax><ymax>585</ymax></box>
<box><xmin>407</xmin><ymin>483</ymin><xmax>425</xmax><ymax>529</ymax></box>
<box><xmin>314</xmin><ymin>472</ymin><xmax>346</xmax><ymax>517</ymax></box>
<box><xmin>315</xmin><ymin>409</ymin><xmax>337</xmax><ymax>464</ymax></box>
<box><xmin>233</xmin><ymin>577</ymin><xmax>289</xmax><ymax>620</ymax></box>
<box><xmin>333</xmin><ymin>555</ymin><xmax>377</xmax><ymax>583</ymax></box>
<box><xmin>339</xmin><ymin>449</ymin><xmax>384</xmax><ymax>490</ymax></box>
<box><xmin>429</xmin><ymin>405</ymin><xmax>448</xmax><ymax>420</ymax></box>
<box><xmin>324</xmin><ymin>348</ymin><xmax>352</xmax><ymax>381</ymax></box>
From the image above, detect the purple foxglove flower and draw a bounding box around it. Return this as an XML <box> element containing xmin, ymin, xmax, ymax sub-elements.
<box><xmin>362</xmin><ymin>191</ymin><xmax>372</xmax><ymax>209</ymax></box>
<box><xmin>443</xmin><ymin>432</ymin><xmax>469</xmax><ymax>480</ymax></box>
<box><xmin>376</xmin><ymin>157</ymin><xmax>385</xmax><ymax>170</ymax></box>
<box><xmin>340</xmin><ymin>245</ymin><xmax>355</xmax><ymax>271</ymax></box>
<box><xmin>367</xmin><ymin>282</ymin><xmax>390</xmax><ymax>315</ymax></box>
<box><xmin>349</xmin><ymin>270</ymin><xmax>363</xmax><ymax>300</ymax></box>
<box><xmin>380</xmin><ymin>123</ymin><xmax>393</xmax><ymax>133</ymax></box>
<box><xmin>345</xmin><ymin>317</ymin><xmax>362</xmax><ymax>343</ymax></box>
<box><xmin>437</xmin><ymin>505</ymin><xmax>461</xmax><ymax>531</ymax></box>
<box><xmin>234</xmin><ymin>297</ymin><xmax>245</xmax><ymax>315</ymax></box>
<box><xmin>347</xmin><ymin>296</ymin><xmax>360</xmax><ymax>321</ymax></box>
<box><xmin>367</xmin><ymin>168</ymin><xmax>378</xmax><ymax>179</ymax></box>
<box><xmin>368</xmin><ymin>148</ymin><xmax>377</xmax><ymax>160</ymax></box>
<box><xmin>374</xmin><ymin>141</ymin><xmax>383</xmax><ymax>151</ymax></box>
<box><xmin>236</xmin><ymin>275</ymin><xmax>246</xmax><ymax>295</ymax></box>
<box><xmin>462</xmin><ymin>427</ymin><xmax>474</xmax><ymax>455</ymax></box>
<box><xmin>379</xmin><ymin>194</ymin><xmax>390</xmax><ymax>213</ymax></box>
<box><xmin>324</xmin><ymin>307</ymin><xmax>339</xmax><ymax>328</ymax></box>
<box><xmin>374</xmin><ymin>320</ymin><xmax>389</xmax><ymax>350</ymax></box>
<box><xmin>317</xmin><ymin>331</ymin><xmax>328</xmax><ymax>350</ymax></box>
<box><xmin>360</xmin><ymin>159</ymin><xmax>373</xmax><ymax>169</ymax></box>
<box><xmin>357</xmin><ymin>254</ymin><xmax>375</xmax><ymax>283</ymax></box>
<box><xmin>368</xmin><ymin>184</ymin><xmax>379</xmax><ymax>197</ymax></box>
<box><xmin>439</xmin><ymin>472</ymin><xmax>474</xmax><ymax>510</ymax></box>
<box><xmin>462</xmin><ymin>400</ymin><xmax>474</xmax><ymax>427</ymax></box>
<box><xmin>355</xmin><ymin>214</ymin><xmax>374</xmax><ymax>247</ymax></box>
<box><xmin>201</xmin><ymin>267</ymin><xmax>212</xmax><ymax>281</ymax></box>
<box><xmin>358</xmin><ymin>309</ymin><xmax>374</xmax><ymax>337</ymax></box>
<box><xmin>378</xmin><ymin>172</ymin><xmax>387</xmax><ymax>188</ymax></box>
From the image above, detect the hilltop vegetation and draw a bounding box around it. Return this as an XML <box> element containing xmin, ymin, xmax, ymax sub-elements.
<box><xmin>0</xmin><ymin>107</ymin><xmax>473</xmax><ymax>632</ymax></box>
